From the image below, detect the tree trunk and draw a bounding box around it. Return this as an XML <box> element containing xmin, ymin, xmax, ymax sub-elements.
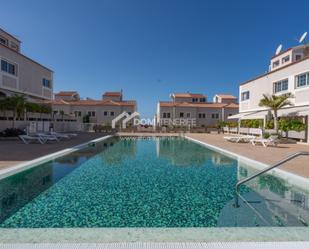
<box><xmin>273</xmin><ymin>110</ymin><xmax>278</xmax><ymax>134</ymax></box>
<box><xmin>12</xmin><ymin>110</ymin><xmax>16</xmax><ymax>128</ymax></box>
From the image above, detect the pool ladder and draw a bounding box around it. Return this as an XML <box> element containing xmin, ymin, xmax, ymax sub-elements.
<box><xmin>234</xmin><ymin>151</ymin><xmax>309</xmax><ymax>208</ymax></box>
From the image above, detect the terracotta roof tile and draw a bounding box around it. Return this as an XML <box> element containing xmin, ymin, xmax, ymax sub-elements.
<box><xmin>159</xmin><ymin>101</ymin><xmax>238</xmax><ymax>108</ymax></box>
<box><xmin>49</xmin><ymin>99</ymin><xmax>135</xmax><ymax>107</ymax></box>
<box><xmin>55</xmin><ymin>91</ymin><xmax>79</xmax><ymax>96</ymax></box>
<box><xmin>103</xmin><ymin>92</ymin><xmax>122</xmax><ymax>97</ymax></box>
<box><xmin>216</xmin><ymin>94</ymin><xmax>237</xmax><ymax>99</ymax></box>
<box><xmin>172</xmin><ymin>93</ymin><xmax>206</xmax><ymax>98</ymax></box>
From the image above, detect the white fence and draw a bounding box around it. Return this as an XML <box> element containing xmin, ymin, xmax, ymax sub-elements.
<box><xmin>0</xmin><ymin>120</ymin><xmax>80</xmax><ymax>133</ymax></box>
<box><xmin>223</xmin><ymin>126</ymin><xmax>306</xmax><ymax>141</ymax></box>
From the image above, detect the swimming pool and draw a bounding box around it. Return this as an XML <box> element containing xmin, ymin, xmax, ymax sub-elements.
<box><xmin>0</xmin><ymin>136</ymin><xmax>309</xmax><ymax>228</ymax></box>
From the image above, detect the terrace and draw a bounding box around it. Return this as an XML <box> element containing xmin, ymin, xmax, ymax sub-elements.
<box><xmin>186</xmin><ymin>133</ymin><xmax>309</xmax><ymax>178</ymax></box>
<box><xmin>0</xmin><ymin>132</ymin><xmax>107</xmax><ymax>170</ymax></box>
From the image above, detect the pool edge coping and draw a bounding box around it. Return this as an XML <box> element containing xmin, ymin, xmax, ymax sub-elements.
<box><xmin>1</xmin><ymin>227</ymin><xmax>309</xmax><ymax>243</ymax></box>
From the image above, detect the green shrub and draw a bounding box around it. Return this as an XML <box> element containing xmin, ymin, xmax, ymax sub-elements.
<box><xmin>278</xmin><ymin>118</ymin><xmax>306</xmax><ymax>132</ymax></box>
<box><xmin>82</xmin><ymin>114</ymin><xmax>90</xmax><ymax>123</ymax></box>
<box><xmin>265</xmin><ymin>120</ymin><xmax>274</xmax><ymax>129</ymax></box>
<box><xmin>240</xmin><ymin>119</ymin><xmax>263</xmax><ymax>128</ymax></box>
<box><xmin>263</xmin><ymin>132</ymin><xmax>271</xmax><ymax>139</ymax></box>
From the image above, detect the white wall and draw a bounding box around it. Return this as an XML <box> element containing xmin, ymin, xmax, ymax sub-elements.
<box><xmin>240</xmin><ymin>58</ymin><xmax>309</xmax><ymax>113</ymax></box>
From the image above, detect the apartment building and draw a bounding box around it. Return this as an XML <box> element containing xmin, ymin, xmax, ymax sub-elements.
<box><xmin>51</xmin><ymin>91</ymin><xmax>137</xmax><ymax>126</ymax></box>
<box><xmin>231</xmin><ymin>43</ymin><xmax>309</xmax><ymax>141</ymax></box>
<box><xmin>0</xmin><ymin>28</ymin><xmax>53</xmax><ymax>101</ymax></box>
<box><xmin>157</xmin><ymin>92</ymin><xmax>238</xmax><ymax>127</ymax></box>
<box><xmin>235</xmin><ymin>44</ymin><xmax>309</xmax><ymax>118</ymax></box>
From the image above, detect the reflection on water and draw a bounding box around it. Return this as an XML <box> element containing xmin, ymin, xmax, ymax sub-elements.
<box><xmin>237</xmin><ymin>163</ymin><xmax>309</xmax><ymax>226</ymax></box>
<box><xmin>99</xmin><ymin>139</ymin><xmax>137</xmax><ymax>166</ymax></box>
<box><xmin>0</xmin><ymin>137</ymin><xmax>122</xmax><ymax>223</ymax></box>
<box><xmin>0</xmin><ymin>137</ymin><xmax>239</xmax><ymax>228</ymax></box>
<box><xmin>0</xmin><ymin>164</ymin><xmax>53</xmax><ymax>222</ymax></box>
<box><xmin>156</xmin><ymin>138</ymin><xmax>234</xmax><ymax>167</ymax></box>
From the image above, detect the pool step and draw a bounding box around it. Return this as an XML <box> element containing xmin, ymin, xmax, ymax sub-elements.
<box><xmin>224</xmin><ymin>189</ymin><xmax>309</xmax><ymax>227</ymax></box>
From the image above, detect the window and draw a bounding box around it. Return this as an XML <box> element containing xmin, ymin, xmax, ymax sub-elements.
<box><xmin>1</xmin><ymin>60</ymin><xmax>7</xmax><ymax>72</ymax></box>
<box><xmin>163</xmin><ymin>112</ymin><xmax>171</xmax><ymax>118</ymax></box>
<box><xmin>199</xmin><ymin>98</ymin><xmax>206</xmax><ymax>102</ymax></box>
<box><xmin>192</xmin><ymin>98</ymin><xmax>198</xmax><ymax>102</ymax></box>
<box><xmin>110</xmin><ymin>111</ymin><xmax>115</xmax><ymax>116</ymax></box>
<box><xmin>273</xmin><ymin>79</ymin><xmax>289</xmax><ymax>93</ymax></box>
<box><xmin>10</xmin><ymin>42</ymin><xmax>19</xmax><ymax>51</ymax></box>
<box><xmin>103</xmin><ymin>111</ymin><xmax>108</xmax><ymax>116</ymax></box>
<box><xmin>282</xmin><ymin>56</ymin><xmax>290</xmax><ymax>64</ymax></box>
<box><xmin>272</xmin><ymin>60</ymin><xmax>279</xmax><ymax>68</ymax></box>
<box><xmin>241</xmin><ymin>91</ymin><xmax>250</xmax><ymax>101</ymax></box>
<box><xmin>1</xmin><ymin>59</ymin><xmax>17</xmax><ymax>76</ymax></box>
<box><xmin>295</xmin><ymin>54</ymin><xmax>302</xmax><ymax>61</ymax></box>
<box><xmin>179</xmin><ymin>112</ymin><xmax>184</xmax><ymax>118</ymax></box>
<box><xmin>296</xmin><ymin>72</ymin><xmax>309</xmax><ymax>88</ymax></box>
<box><xmin>211</xmin><ymin>113</ymin><xmax>219</xmax><ymax>119</ymax></box>
<box><xmin>88</xmin><ymin>111</ymin><xmax>95</xmax><ymax>117</ymax></box>
<box><xmin>186</xmin><ymin>113</ymin><xmax>191</xmax><ymax>118</ymax></box>
<box><xmin>0</xmin><ymin>36</ymin><xmax>7</xmax><ymax>45</ymax></box>
<box><xmin>198</xmin><ymin>113</ymin><xmax>206</xmax><ymax>118</ymax></box>
<box><xmin>74</xmin><ymin>111</ymin><xmax>81</xmax><ymax>117</ymax></box>
<box><xmin>42</xmin><ymin>78</ymin><xmax>51</xmax><ymax>88</ymax></box>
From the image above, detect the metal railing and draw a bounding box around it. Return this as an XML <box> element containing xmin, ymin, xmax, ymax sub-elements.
<box><xmin>234</xmin><ymin>151</ymin><xmax>309</xmax><ymax>207</ymax></box>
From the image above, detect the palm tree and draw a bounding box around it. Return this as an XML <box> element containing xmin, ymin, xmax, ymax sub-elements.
<box><xmin>59</xmin><ymin>110</ymin><xmax>65</xmax><ymax>121</ymax></box>
<box><xmin>25</xmin><ymin>102</ymin><xmax>40</xmax><ymax>120</ymax></box>
<box><xmin>6</xmin><ymin>94</ymin><xmax>27</xmax><ymax>128</ymax></box>
<box><xmin>0</xmin><ymin>98</ymin><xmax>10</xmax><ymax>119</ymax></box>
<box><xmin>259</xmin><ymin>93</ymin><xmax>293</xmax><ymax>133</ymax></box>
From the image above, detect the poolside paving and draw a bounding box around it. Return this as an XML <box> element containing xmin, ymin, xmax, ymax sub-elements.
<box><xmin>0</xmin><ymin>132</ymin><xmax>109</xmax><ymax>170</ymax></box>
<box><xmin>186</xmin><ymin>133</ymin><xmax>309</xmax><ymax>179</ymax></box>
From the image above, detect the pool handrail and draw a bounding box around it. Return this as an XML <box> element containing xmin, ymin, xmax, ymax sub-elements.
<box><xmin>234</xmin><ymin>151</ymin><xmax>309</xmax><ymax>207</ymax></box>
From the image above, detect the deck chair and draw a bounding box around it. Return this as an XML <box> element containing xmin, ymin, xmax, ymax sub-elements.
<box><xmin>251</xmin><ymin>135</ymin><xmax>279</xmax><ymax>147</ymax></box>
<box><xmin>19</xmin><ymin>135</ymin><xmax>45</xmax><ymax>144</ymax></box>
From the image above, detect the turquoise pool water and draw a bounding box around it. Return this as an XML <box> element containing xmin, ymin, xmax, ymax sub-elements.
<box><xmin>0</xmin><ymin>137</ymin><xmax>308</xmax><ymax>228</ymax></box>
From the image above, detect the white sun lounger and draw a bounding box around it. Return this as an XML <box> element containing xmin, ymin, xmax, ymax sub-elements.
<box><xmin>37</xmin><ymin>133</ymin><xmax>59</xmax><ymax>142</ymax></box>
<box><xmin>49</xmin><ymin>132</ymin><xmax>70</xmax><ymax>139</ymax></box>
<box><xmin>251</xmin><ymin>136</ymin><xmax>279</xmax><ymax>147</ymax></box>
<box><xmin>19</xmin><ymin>135</ymin><xmax>45</xmax><ymax>144</ymax></box>
<box><xmin>50</xmin><ymin>132</ymin><xmax>77</xmax><ymax>138</ymax></box>
<box><xmin>224</xmin><ymin>135</ymin><xmax>255</xmax><ymax>143</ymax></box>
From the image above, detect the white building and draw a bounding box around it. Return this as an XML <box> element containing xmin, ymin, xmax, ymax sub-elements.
<box><xmin>231</xmin><ymin>43</ymin><xmax>309</xmax><ymax>141</ymax></box>
<box><xmin>0</xmin><ymin>27</ymin><xmax>53</xmax><ymax>101</ymax></box>
<box><xmin>157</xmin><ymin>92</ymin><xmax>238</xmax><ymax>128</ymax></box>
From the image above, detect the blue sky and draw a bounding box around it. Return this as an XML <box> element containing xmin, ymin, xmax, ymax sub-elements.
<box><xmin>1</xmin><ymin>0</ymin><xmax>309</xmax><ymax>117</ymax></box>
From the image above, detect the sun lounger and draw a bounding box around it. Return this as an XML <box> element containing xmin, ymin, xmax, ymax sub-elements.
<box><xmin>19</xmin><ymin>135</ymin><xmax>45</xmax><ymax>144</ymax></box>
<box><xmin>49</xmin><ymin>132</ymin><xmax>70</xmax><ymax>139</ymax></box>
<box><xmin>251</xmin><ymin>136</ymin><xmax>279</xmax><ymax>147</ymax></box>
<box><xmin>224</xmin><ymin>135</ymin><xmax>255</xmax><ymax>143</ymax></box>
<box><xmin>37</xmin><ymin>133</ymin><xmax>59</xmax><ymax>142</ymax></box>
<box><xmin>51</xmin><ymin>132</ymin><xmax>77</xmax><ymax>138</ymax></box>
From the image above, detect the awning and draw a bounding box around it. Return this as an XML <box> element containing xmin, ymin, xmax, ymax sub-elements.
<box><xmin>228</xmin><ymin>105</ymin><xmax>309</xmax><ymax>120</ymax></box>
<box><xmin>228</xmin><ymin>110</ymin><xmax>268</xmax><ymax>120</ymax></box>
<box><xmin>227</xmin><ymin>113</ymin><xmax>246</xmax><ymax>119</ymax></box>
